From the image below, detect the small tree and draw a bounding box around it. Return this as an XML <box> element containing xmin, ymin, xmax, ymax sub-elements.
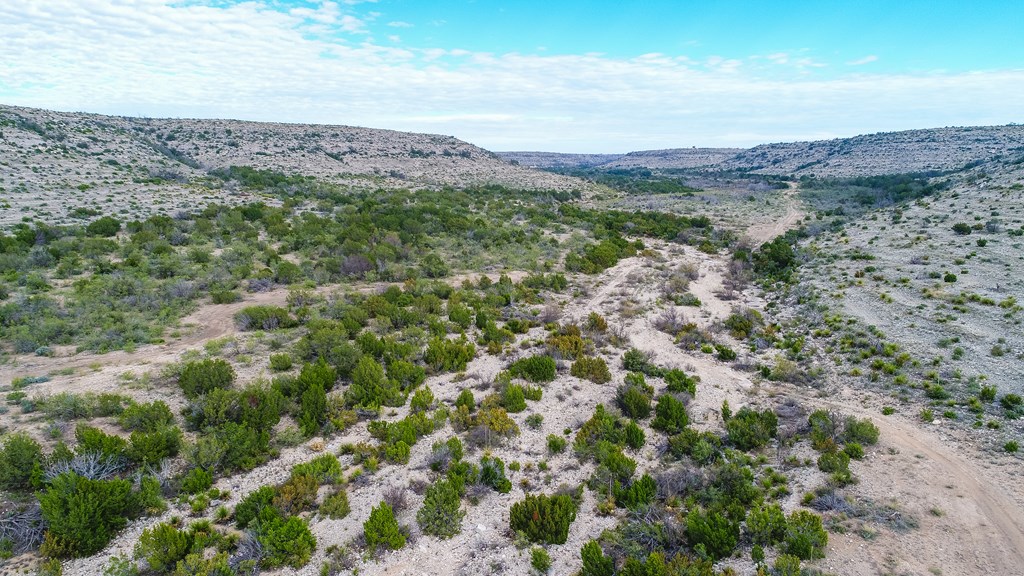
<box><xmin>178</xmin><ymin>359</ymin><xmax>235</xmax><ymax>399</ymax></box>
<box><xmin>581</xmin><ymin>540</ymin><xmax>614</xmax><ymax>576</ymax></box>
<box><xmin>364</xmin><ymin>501</ymin><xmax>405</xmax><ymax>552</ymax></box>
<box><xmin>726</xmin><ymin>407</ymin><xmax>778</xmax><ymax>450</ymax></box>
<box><xmin>299</xmin><ymin>382</ymin><xmax>327</xmax><ymax>436</ymax></box>
<box><xmin>416</xmin><ymin>479</ymin><xmax>465</xmax><ymax>538</ymax></box>
<box><xmin>783</xmin><ymin>510</ymin><xmax>827</xmax><ymax>560</ymax></box>
<box><xmin>652</xmin><ymin>394</ymin><xmax>688</xmax><ymax>434</ymax></box>
<box><xmin>134</xmin><ymin>522</ymin><xmax>192</xmax><ymax>572</ymax></box>
<box><xmin>509</xmin><ymin>493</ymin><xmax>577</xmax><ymax>544</ymax></box>
<box><xmin>0</xmin><ymin>433</ymin><xmax>42</xmax><ymax>491</ymax></box>
<box><xmin>257</xmin><ymin>512</ymin><xmax>317</xmax><ymax>568</ymax></box>
<box><xmin>686</xmin><ymin>507</ymin><xmax>739</xmax><ymax>560</ymax></box>
<box><xmin>39</xmin><ymin>472</ymin><xmax>134</xmax><ymax>557</ymax></box>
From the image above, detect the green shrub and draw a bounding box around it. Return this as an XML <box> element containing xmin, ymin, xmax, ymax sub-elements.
<box><xmin>256</xmin><ymin>512</ymin><xmax>317</xmax><ymax>569</ymax></box>
<box><xmin>235</xmin><ymin>486</ymin><xmax>275</xmax><ymax>529</ymax></box>
<box><xmin>581</xmin><ymin>540</ymin><xmax>614</xmax><ymax>576</ymax></box>
<box><xmin>1001</xmin><ymin>394</ymin><xmax>1023</xmax><ymax>418</ymax></box>
<box><xmin>1005</xmin><ymin>441</ymin><xmax>1019</xmax><ymax>453</ymax></box>
<box><xmin>455</xmin><ymin>389</ymin><xmax>476</xmax><ymax>412</ymax></box>
<box><xmin>298</xmin><ymin>382</ymin><xmax>327</xmax><ymax>436</ymax></box>
<box><xmin>715</xmin><ymin>344</ymin><xmax>737</xmax><ymax>361</ymax></box>
<box><xmin>651</xmin><ymin>394</ymin><xmax>688</xmax><ymax>434</ymax></box>
<box><xmin>0</xmin><ymin>432</ymin><xmax>42</xmax><ymax>491</ymax></box>
<box><xmin>664</xmin><ymin>368</ymin><xmax>698</xmax><ymax>395</ymax></box>
<box><xmin>86</xmin><ymin>216</ymin><xmax>121</xmax><ymax>237</ymax></box>
<box><xmin>410</xmin><ymin>386</ymin><xmax>435</xmax><ymax>413</ymax></box>
<box><xmin>128</xmin><ymin>426</ymin><xmax>182</xmax><ymax>466</ymax></box>
<box><xmin>364</xmin><ymin>501</ymin><xmax>405</xmax><ymax>552</ymax></box>
<box><xmin>39</xmin><ymin>473</ymin><xmax>134</xmax><ymax>558</ymax></box>
<box><xmin>502</xmin><ymin>384</ymin><xmax>527</xmax><ymax>413</ymax></box>
<box><xmin>134</xmin><ymin>523</ymin><xmax>192</xmax><ymax>573</ymax></box>
<box><xmin>623</xmin><ymin>421</ymin><xmax>645</xmax><ymax>450</ymax></box>
<box><xmin>346</xmin><ymin>356</ymin><xmax>402</xmax><ymax>409</ymax></box>
<box><xmin>818</xmin><ymin>450</ymin><xmax>850</xmax><ymax>474</ymax></box>
<box><xmin>387</xmin><ymin>360</ymin><xmax>425</xmax><ymax>391</ymax></box>
<box><xmin>783</xmin><ymin>510</ymin><xmax>828</xmax><ymax>560</ymax></box>
<box><xmin>509</xmin><ymin>493</ymin><xmax>577</xmax><ymax>544</ymax></box>
<box><xmin>725</xmin><ymin>407</ymin><xmax>778</xmax><ymax>450</ymax></box>
<box><xmin>385</xmin><ymin>441</ymin><xmax>411</xmax><ymax>464</ymax></box>
<box><xmin>843</xmin><ymin>442</ymin><xmax>865</xmax><ymax>460</ymax></box>
<box><xmin>210</xmin><ymin>289</ymin><xmax>241</xmax><ymax>304</ymax></box>
<box><xmin>508</xmin><ymin>355</ymin><xmax>557</xmax><ymax>383</ymax></box>
<box><xmin>747</xmin><ymin>503</ymin><xmax>787</xmax><ymax>546</ymax></box>
<box><xmin>273</xmin><ymin>474</ymin><xmax>318</xmax><ymax>515</ymax></box>
<box><xmin>269</xmin><ymin>353</ymin><xmax>293</xmax><ymax>371</ymax></box>
<box><xmin>616</xmin><ymin>379</ymin><xmax>653</xmax><ymax>420</ymax></box>
<box><xmin>234</xmin><ymin>305</ymin><xmax>295</xmax><ymax>331</ymax></box>
<box><xmin>667</xmin><ymin>428</ymin><xmax>722</xmax><ymax>465</ymax></box>
<box><xmin>774</xmin><ymin>554</ymin><xmax>802</xmax><ymax>576</ymax></box>
<box><xmin>547</xmin><ymin>434</ymin><xmax>567</xmax><ymax>454</ymax></box>
<box><xmin>424</xmin><ymin>337</ymin><xmax>476</xmax><ymax>372</ymax></box>
<box><xmin>685</xmin><ymin>507</ymin><xmax>739</xmax><ymax>560</ymax></box>
<box><xmin>531</xmin><ymin>547</ymin><xmax>552</xmax><ymax>573</ymax></box>
<box><xmin>180</xmin><ymin>467</ymin><xmax>213</xmax><ymax>495</ymax></box>
<box><xmin>179</xmin><ymin>359</ymin><xmax>235</xmax><ymax>399</ymax></box>
<box><xmin>292</xmin><ymin>454</ymin><xmax>343</xmax><ymax>484</ymax></box>
<box><xmin>417</xmin><ymin>479</ymin><xmax>465</xmax><ymax>539</ymax></box>
<box><xmin>613</xmin><ymin>473</ymin><xmax>656</xmax><ymax>509</ymax></box>
<box><xmin>724</xmin><ymin>309</ymin><xmax>762</xmax><ymax>339</ymax></box>
<box><xmin>119</xmin><ymin>401</ymin><xmax>174</xmax><ymax>432</ymax></box>
<box><xmin>480</xmin><ymin>456</ymin><xmax>513</xmax><ymax>493</ymax></box>
<box><xmin>570</xmin><ymin>356</ymin><xmax>611</xmax><ymax>384</ymax></box>
<box><xmin>75</xmin><ymin>425</ymin><xmax>127</xmax><ymax>460</ymax></box>
<box><xmin>843</xmin><ymin>417</ymin><xmax>880</xmax><ymax>445</ymax></box>
<box><xmin>321</xmin><ymin>487</ymin><xmax>351</xmax><ymax>519</ymax></box>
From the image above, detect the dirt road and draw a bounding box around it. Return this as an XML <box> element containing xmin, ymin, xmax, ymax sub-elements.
<box><xmin>743</xmin><ymin>182</ymin><xmax>805</xmax><ymax>246</ymax></box>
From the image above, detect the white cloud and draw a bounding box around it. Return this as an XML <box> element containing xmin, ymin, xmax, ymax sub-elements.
<box><xmin>0</xmin><ymin>1</ymin><xmax>1021</xmax><ymax>152</ymax></box>
<box><xmin>387</xmin><ymin>20</ymin><xmax>413</xmax><ymax>28</ymax></box>
<box><xmin>847</xmin><ymin>55</ymin><xmax>879</xmax><ymax>66</ymax></box>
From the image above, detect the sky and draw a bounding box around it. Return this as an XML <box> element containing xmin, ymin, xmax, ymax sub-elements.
<box><xmin>1</xmin><ymin>1</ymin><xmax>1022</xmax><ymax>152</ymax></box>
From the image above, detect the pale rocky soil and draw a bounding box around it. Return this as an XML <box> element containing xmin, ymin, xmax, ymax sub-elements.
<box><xmin>2</xmin><ymin>191</ymin><xmax>1019</xmax><ymax>576</ymax></box>
<box><xmin>802</xmin><ymin>180</ymin><xmax>1024</xmax><ymax>397</ymax></box>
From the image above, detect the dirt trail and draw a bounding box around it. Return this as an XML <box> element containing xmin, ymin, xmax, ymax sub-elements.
<box><xmin>743</xmin><ymin>182</ymin><xmax>804</xmax><ymax>246</ymax></box>
<box><xmin>791</xmin><ymin>387</ymin><xmax>1024</xmax><ymax>575</ymax></box>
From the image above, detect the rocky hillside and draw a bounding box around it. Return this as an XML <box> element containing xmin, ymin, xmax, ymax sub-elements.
<box><xmin>718</xmin><ymin>125</ymin><xmax>1024</xmax><ymax>177</ymax></box>
<box><xmin>498</xmin><ymin>148</ymin><xmax>739</xmax><ymax>170</ymax></box>
<box><xmin>498</xmin><ymin>151</ymin><xmax>624</xmax><ymax>168</ymax></box>
<box><xmin>601</xmin><ymin>148</ymin><xmax>742</xmax><ymax>170</ymax></box>
<box><xmin>502</xmin><ymin>126</ymin><xmax>1024</xmax><ymax>178</ymax></box>
<box><xmin>0</xmin><ymin>104</ymin><xmax>590</xmax><ymax>226</ymax></box>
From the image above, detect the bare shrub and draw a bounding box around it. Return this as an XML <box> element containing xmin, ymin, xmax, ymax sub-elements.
<box><xmin>654</xmin><ymin>307</ymin><xmax>686</xmax><ymax>335</ymax></box>
<box><xmin>0</xmin><ymin>504</ymin><xmax>46</xmax><ymax>553</ymax></box>
<box><xmin>247</xmin><ymin>278</ymin><xmax>274</xmax><ymax>293</ymax></box>
<box><xmin>229</xmin><ymin>533</ymin><xmax>265</xmax><ymax>575</ymax></box>
<box><xmin>811</xmin><ymin>491</ymin><xmax>854</xmax><ymax>514</ymax></box>
<box><xmin>45</xmin><ymin>452</ymin><xmax>125</xmax><ymax>481</ymax></box>
<box><xmin>655</xmin><ymin>467</ymin><xmax>705</xmax><ymax>500</ymax></box>
<box><xmin>539</xmin><ymin>304</ymin><xmax>562</xmax><ymax>324</ymax></box>
<box><xmin>383</xmin><ymin>486</ymin><xmax>409</xmax><ymax>513</ymax></box>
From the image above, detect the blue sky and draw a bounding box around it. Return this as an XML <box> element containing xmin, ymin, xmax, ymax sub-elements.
<box><xmin>1</xmin><ymin>1</ymin><xmax>1022</xmax><ymax>152</ymax></box>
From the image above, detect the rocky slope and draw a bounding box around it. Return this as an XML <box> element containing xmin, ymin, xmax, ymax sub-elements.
<box><xmin>501</xmin><ymin>125</ymin><xmax>1024</xmax><ymax>178</ymax></box>
<box><xmin>0</xmin><ymin>104</ymin><xmax>591</xmax><ymax>226</ymax></box>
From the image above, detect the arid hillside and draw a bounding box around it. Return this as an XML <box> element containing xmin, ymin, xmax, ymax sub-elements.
<box><xmin>502</xmin><ymin>125</ymin><xmax>1024</xmax><ymax>177</ymax></box>
<box><xmin>0</xmin><ymin>105</ymin><xmax>592</xmax><ymax>227</ymax></box>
